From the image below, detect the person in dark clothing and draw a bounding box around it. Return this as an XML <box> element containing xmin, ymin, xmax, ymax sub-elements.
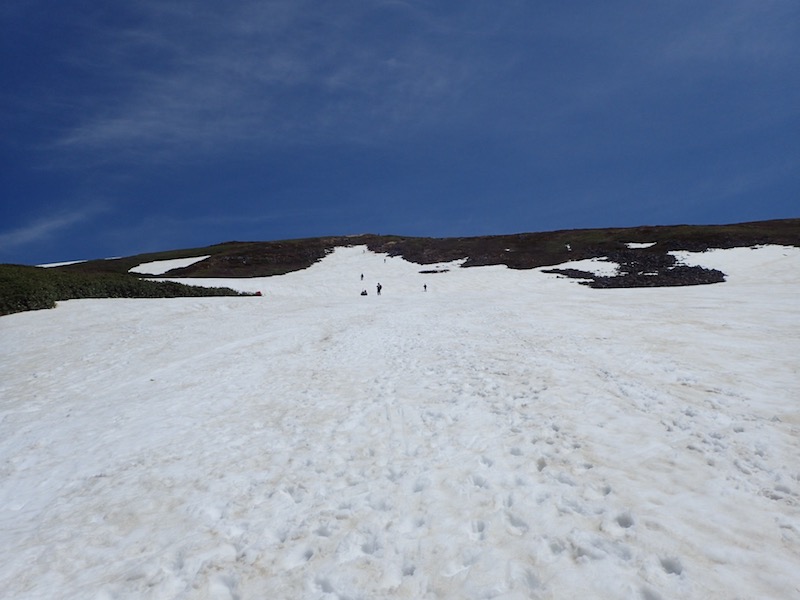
<box><xmin>377</xmin><ymin>283</ymin><xmax>382</xmax><ymax>295</ymax></box>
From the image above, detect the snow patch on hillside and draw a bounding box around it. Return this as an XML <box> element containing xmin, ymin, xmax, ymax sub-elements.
<box><xmin>130</xmin><ymin>255</ymin><xmax>210</xmax><ymax>275</ymax></box>
<box><xmin>671</xmin><ymin>245</ymin><xmax>800</xmax><ymax>283</ymax></box>
<box><xmin>544</xmin><ymin>257</ymin><xmax>620</xmax><ymax>277</ymax></box>
<box><xmin>38</xmin><ymin>260</ymin><xmax>87</xmax><ymax>268</ymax></box>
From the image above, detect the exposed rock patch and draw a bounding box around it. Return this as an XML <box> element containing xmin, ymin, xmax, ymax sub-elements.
<box><xmin>546</xmin><ymin>250</ymin><xmax>726</xmax><ymax>288</ymax></box>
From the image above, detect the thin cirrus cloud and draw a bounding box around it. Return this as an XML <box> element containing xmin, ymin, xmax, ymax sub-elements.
<box><xmin>49</xmin><ymin>0</ymin><xmax>489</xmax><ymax>162</ymax></box>
<box><xmin>40</xmin><ymin>1</ymin><xmax>800</xmax><ymax>163</ymax></box>
<box><xmin>0</xmin><ymin>204</ymin><xmax>106</xmax><ymax>252</ymax></box>
<box><xmin>661</xmin><ymin>0</ymin><xmax>797</xmax><ymax>63</ymax></box>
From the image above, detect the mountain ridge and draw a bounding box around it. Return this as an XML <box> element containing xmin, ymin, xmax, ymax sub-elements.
<box><xmin>3</xmin><ymin>218</ymin><xmax>798</xmax><ymax>316</ymax></box>
<box><xmin>61</xmin><ymin>217</ymin><xmax>800</xmax><ymax>284</ymax></box>
<box><xmin>58</xmin><ymin>218</ymin><xmax>799</xmax><ymax>272</ymax></box>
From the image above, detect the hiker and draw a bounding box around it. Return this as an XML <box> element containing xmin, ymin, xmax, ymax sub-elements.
<box><xmin>360</xmin><ymin>273</ymin><xmax>364</xmax><ymax>281</ymax></box>
<box><xmin>377</xmin><ymin>283</ymin><xmax>382</xmax><ymax>295</ymax></box>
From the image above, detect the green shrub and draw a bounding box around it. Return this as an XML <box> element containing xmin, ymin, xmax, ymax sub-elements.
<box><xmin>0</xmin><ymin>264</ymin><xmax>249</xmax><ymax>317</ymax></box>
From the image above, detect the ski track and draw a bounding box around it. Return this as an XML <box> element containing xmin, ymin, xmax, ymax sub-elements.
<box><xmin>1</xmin><ymin>245</ymin><xmax>799</xmax><ymax>599</ymax></box>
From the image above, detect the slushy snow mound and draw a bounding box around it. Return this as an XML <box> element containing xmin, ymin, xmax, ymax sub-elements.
<box><xmin>2</xmin><ymin>245</ymin><xmax>799</xmax><ymax>599</ymax></box>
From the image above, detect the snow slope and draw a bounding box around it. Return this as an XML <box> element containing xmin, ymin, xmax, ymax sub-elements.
<box><xmin>129</xmin><ymin>256</ymin><xmax>210</xmax><ymax>275</ymax></box>
<box><xmin>1</xmin><ymin>245</ymin><xmax>799</xmax><ymax>599</ymax></box>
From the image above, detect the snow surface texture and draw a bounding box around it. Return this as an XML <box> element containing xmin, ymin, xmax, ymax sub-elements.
<box><xmin>2</xmin><ymin>245</ymin><xmax>799</xmax><ymax>600</ymax></box>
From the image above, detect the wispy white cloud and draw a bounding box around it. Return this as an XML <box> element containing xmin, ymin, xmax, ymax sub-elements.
<box><xmin>48</xmin><ymin>0</ymin><xmax>493</xmax><ymax>163</ymax></box>
<box><xmin>500</xmin><ymin>0</ymin><xmax>800</xmax><ymax>152</ymax></box>
<box><xmin>662</xmin><ymin>0</ymin><xmax>798</xmax><ymax>64</ymax></box>
<box><xmin>0</xmin><ymin>203</ymin><xmax>107</xmax><ymax>251</ymax></box>
<box><xmin>22</xmin><ymin>0</ymin><xmax>800</xmax><ymax>175</ymax></box>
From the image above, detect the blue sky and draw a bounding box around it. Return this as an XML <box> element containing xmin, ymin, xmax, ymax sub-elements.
<box><xmin>2</xmin><ymin>1</ymin><xmax>798</xmax><ymax>265</ymax></box>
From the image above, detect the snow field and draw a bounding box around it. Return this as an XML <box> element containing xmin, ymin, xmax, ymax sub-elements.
<box><xmin>1</xmin><ymin>245</ymin><xmax>799</xmax><ymax>599</ymax></box>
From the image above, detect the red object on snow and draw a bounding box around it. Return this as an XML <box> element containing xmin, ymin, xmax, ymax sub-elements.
<box><xmin>255</xmin><ymin>291</ymin><xmax>262</xmax><ymax>296</ymax></box>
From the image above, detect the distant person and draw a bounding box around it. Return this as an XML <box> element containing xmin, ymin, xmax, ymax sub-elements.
<box><xmin>377</xmin><ymin>283</ymin><xmax>382</xmax><ymax>295</ymax></box>
<box><xmin>423</xmin><ymin>284</ymin><xmax>427</xmax><ymax>292</ymax></box>
<box><xmin>361</xmin><ymin>289</ymin><xmax>368</xmax><ymax>296</ymax></box>
<box><xmin>361</xmin><ymin>273</ymin><xmax>364</xmax><ymax>281</ymax></box>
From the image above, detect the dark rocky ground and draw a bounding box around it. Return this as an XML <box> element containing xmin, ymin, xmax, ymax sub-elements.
<box><xmin>543</xmin><ymin>250</ymin><xmax>726</xmax><ymax>288</ymax></box>
<box><xmin>60</xmin><ymin>218</ymin><xmax>799</xmax><ymax>289</ymax></box>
